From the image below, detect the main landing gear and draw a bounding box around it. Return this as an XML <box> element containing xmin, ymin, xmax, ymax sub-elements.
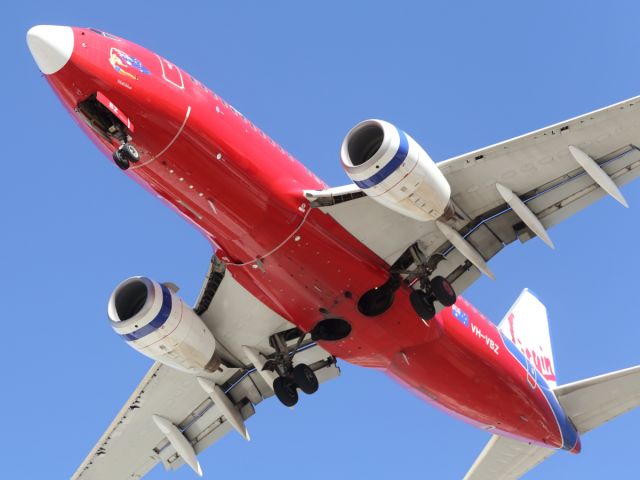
<box><xmin>112</xmin><ymin>143</ymin><xmax>140</xmax><ymax>170</ymax></box>
<box><xmin>359</xmin><ymin>244</ymin><xmax>457</xmax><ymax>322</ymax></box>
<box><xmin>409</xmin><ymin>275</ymin><xmax>456</xmax><ymax>320</ymax></box>
<box><xmin>403</xmin><ymin>244</ymin><xmax>457</xmax><ymax>321</ymax></box>
<box><xmin>264</xmin><ymin>329</ymin><xmax>320</xmax><ymax>407</ymax></box>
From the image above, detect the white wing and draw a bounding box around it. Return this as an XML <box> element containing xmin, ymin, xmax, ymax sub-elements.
<box><xmin>72</xmin><ymin>259</ymin><xmax>340</xmax><ymax>479</ymax></box>
<box><xmin>463</xmin><ymin>435</ymin><xmax>555</xmax><ymax>480</ymax></box>
<box><xmin>554</xmin><ymin>365</ymin><xmax>640</xmax><ymax>434</ymax></box>
<box><xmin>307</xmin><ymin>95</ymin><xmax>640</xmax><ymax>296</ymax></box>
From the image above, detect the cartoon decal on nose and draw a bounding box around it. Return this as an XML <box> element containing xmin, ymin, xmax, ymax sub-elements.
<box><xmin>109</xmin><ymin>47</ymin><xmax>150</xmax><ymax>80</ymax></box>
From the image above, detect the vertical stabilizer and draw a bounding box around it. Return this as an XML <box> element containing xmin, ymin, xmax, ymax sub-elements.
<box><xmin>498</xmin><ymin>289</ymin><xmax>557</xmax><ymax>388</ymax></box>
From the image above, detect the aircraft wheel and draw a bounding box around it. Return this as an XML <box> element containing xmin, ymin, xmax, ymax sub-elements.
<box><xmin>431</xmin><ymin>276</ymin><xmax>457</xmax><ymax>307</ymax></box>
<box><xmin>121</xmin><ymin>143</ymin><xmax>140</xmax><ymax>163</ymax></box>
<box><xmin>410</xmin><ymin>290</ymin><xmax>436</xmax><ymax>320</ymax></box>
<box><xmin>293</xmin><ymin>363</ymin><xmax>319</xmax><ymax>395</ymax></box>
<box><xmin>273</xmin><ymin>376</ymin><xmax>298</xmax><ymax>407</ymax></box>
<box><xmin>358</xmin><ymin>286</ymin><xmax>394</xmax><ymax>316</ymax></box>
<box><xmin>112</xmin><ymin>149</ymin><xmax>130</xmax><ymax>170</ymax></box>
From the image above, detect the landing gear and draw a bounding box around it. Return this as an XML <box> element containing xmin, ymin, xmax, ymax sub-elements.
<box><xmin>393</xmin><ymin>245</ymin><xmax>458</xmax><ymax>321</ymax></box>
<box><xmin>410</xmin><ymin>276</ymin><xmax>457</xmax><ymax>321</ymax></box>
<box><xmin>265</xmin><ymin>329</ymin><xmax>321</xmax><ymax>407</ymax></box>
<box><xmin>293</xmin><ymin>363</ymin><xmax>319</xmax><ymax>394</ymax></box>
<box><xmin>112</xmin><ymin>143</ymin><xmax>140</xmax><ymax>170</ymax></box>
<box><xmin>431</xmin><ymin>275</ymin><xmax>456</xmax><ymax>307</ymax></box>
<box><xmin>273</xmin><ymin>376</ymin><xmax>298</xmax><ymax>407</ymax></box>
<box><xmin>408</xmin><ymin>275</ymin><xmax>457</xmax><ymax>321</ymax></box>
<box><xmin>410</xmin><ymin>290</ymin><xmax>436</xmax><ymax>320</ymax></box>
<box><xmin>77</xmin><ymin>95</ymin><xmax>138</xmax><ymax>171</ymax></box>
<box><xmin>310</xmin><ymin>318</ymin><xmax>352</xmax><ymax>341</ymax></box>
<box><xmin>358</xmin><ymin>275</ymin><xmax>401</xmax><ymax>317</ymax></box>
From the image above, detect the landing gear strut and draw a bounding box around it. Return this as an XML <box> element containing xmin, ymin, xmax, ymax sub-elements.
<box><xmin>264</xmin><ymin>329</ymin><xmax>320</xmax><ymax>407</ymax></box>
<box><xmin>396</xmin><ymin>245</ymin><xmax>457</xmax><ymax>321</ymax></box>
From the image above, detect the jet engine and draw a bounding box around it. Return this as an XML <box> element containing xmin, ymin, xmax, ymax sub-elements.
<box><xmin>341</xmin><ymin>119</ymin><xmax>452</xmax><ymax>221</ymax></box>
<box><xmin>108</xmin><ymin>277</ymin><xmax>219</xmax><ymax>374</ymax></box>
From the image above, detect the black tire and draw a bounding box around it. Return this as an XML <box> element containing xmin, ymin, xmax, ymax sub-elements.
<box><xmin>121</xmin><ymin>143</ymin><xmax>140</xmax><ymax>163</ymax></box>
<box><xmin>293</xmin><ymin>363</ymin><xmax>319</xmax><ymax>395</ymax></box>
<box><xmin>358</xmin><ymin>287</ymin><xmax>394</xmax><ymax>316</ymax></box>
<box><xmin>112</xmin><ymin>149</ymin><xmax>130</xmax><ymax>170</ymax></box>
<box><xmin>273</xmin><ymin>376</ymin><xmax>298</xmax><ymax>407</ymax></box>
<box><xmin>410</xmin><ymin>290</ymin><xmax>436</xmax><ymax>320</ymax></box>
<box><xmin>311</xmin><ymin>318</ymin><xmax>352</xmax><ymax>341</ymax></box>
<box><xmin>431</xmin><ymin>276</ymin><xmax>457</xmax><ymax>307</ymax></box>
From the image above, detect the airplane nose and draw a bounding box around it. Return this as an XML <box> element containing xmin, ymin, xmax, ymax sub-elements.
<box><xmin>26</xmin><ymin>25</ymin><xmax>74</xmax><ymax>74</ymax></box>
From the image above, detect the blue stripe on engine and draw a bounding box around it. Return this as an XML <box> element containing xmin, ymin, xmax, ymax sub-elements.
<box><xmin>120</xmin><ymin>285</ymin><xmax>172</xmax><ymax>342</ymax></box>
<box><xmin>353</xmin><ymin>129</ymin><xmax>409</xmax><ymax>189</ymax></box>
<box><xmin>499</xmin><ymin>332</ymin><xmax>580</xmax><ymax>451</ymax></box>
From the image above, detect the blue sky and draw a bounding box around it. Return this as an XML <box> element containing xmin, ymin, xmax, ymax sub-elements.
<box><xmin>3</xmin><ymin>1</ymin><xmax>640</xmax><ymax>478</ymax></box>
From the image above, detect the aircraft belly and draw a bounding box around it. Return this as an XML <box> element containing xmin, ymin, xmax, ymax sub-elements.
<box><xmin>223</xmin><ymin>208</ymin><xmax>562</xmax><ymax>448</ymax></box>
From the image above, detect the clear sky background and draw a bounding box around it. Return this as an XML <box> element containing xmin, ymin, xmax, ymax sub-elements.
<box><xmin>3</xmin><ymin>1</ymin><xmax>640</xmax><ymax>479</ymax></box>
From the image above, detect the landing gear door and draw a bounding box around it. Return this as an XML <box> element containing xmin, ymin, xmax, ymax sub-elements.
<box><xmin>156</xmin><ymin>55</ymin><xmax>184</xmax><ymax>90</ymax></box>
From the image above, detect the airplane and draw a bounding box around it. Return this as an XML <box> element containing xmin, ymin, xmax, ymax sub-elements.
<box><xmin>26</xmin><ymin>24</ymin><xmax>640</xmax><ymax>479</ymax></box>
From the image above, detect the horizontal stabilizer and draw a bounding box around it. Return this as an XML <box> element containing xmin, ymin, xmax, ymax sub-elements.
<box><xmin>463</xmin><ymin>435</ymin><xmax>554</xmax><ymax>480</ymax></box>
<box><xmin>554</xmin><ymin>365</ymin><xmax>640</xmax><ymax>434</ymax></box>
<box><xmin>464</xmin><ymin>364</ymin><xmax>640</xmax><ymax>479</ymax></box>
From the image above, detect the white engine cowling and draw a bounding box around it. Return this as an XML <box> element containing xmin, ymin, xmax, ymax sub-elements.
<box><xmin>108</xmin><ymin>277</ymin><xmax>219</xmax><ymax>374</ymax></box>
<box><xmin>341</xmin><ymin>119</ymin><xmax>451</xmax><ymax>221</ymax></box>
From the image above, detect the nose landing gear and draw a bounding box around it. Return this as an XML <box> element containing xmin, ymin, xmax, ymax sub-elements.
<box><xmin>76</xmin><ymin>94</ymin><xmax>139</xmax><ymax>171</ymax></box>
<box><xmin>112</xmin><ymin>143</ymin><xmax>140</xmax><ymax>170</ymax></box>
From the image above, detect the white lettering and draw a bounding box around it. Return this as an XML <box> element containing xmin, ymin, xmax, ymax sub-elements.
<box><xmin>470</xmin><ymin>324</ymin><xmax>499</xmax><ymax>355</ymax></box>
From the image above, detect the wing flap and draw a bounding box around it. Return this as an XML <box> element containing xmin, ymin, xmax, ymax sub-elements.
<box><xmin>463</xmin><ymin>435</ymin><xmax>555</xmax><ymax>480</ymax></box>
<box><xmin>554</xmin><ymin>365</ymin><xmax>640</xmax><ymax>434</ymax></box>
<box><xmin>72</xmin><ymin>363</ymin><xmax>242</xmax><ymax>479</ymax></box>
<box><xmin>312</xmin><ymin>95</ymin><xmax>640</xmax><ymax>299</ymax></box>
<box><xmin>73</xmin><ymin>261</ymin><xmax>341</xmax><ymax>480</ymax></box>
<box><xmin>439</xmin><ymin>95</ymin><xmax>640</xmax><ymax>219</ymax></box>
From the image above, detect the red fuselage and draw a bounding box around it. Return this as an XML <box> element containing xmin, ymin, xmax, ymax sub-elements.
<box><xmin>43</xmin><ymin>27</ymin><xmax>580</xmax><ymax>452</ymax></box>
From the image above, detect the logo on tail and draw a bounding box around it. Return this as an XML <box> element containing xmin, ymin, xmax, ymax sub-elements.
<box><xmin>499</xmin><ymin>289</ymin><xmax>557</xmax><ymax>387</ymax></box>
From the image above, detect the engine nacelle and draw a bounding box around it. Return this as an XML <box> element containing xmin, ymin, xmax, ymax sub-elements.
<box><xmin>108</xmin><ymin>277</ymin><xmax>219</xmax><ymax>374</ymax></box>
<box><xmin>341</xmin><ymin>119</ymin><xmax>451</xmax><ymax>221</ymax></box>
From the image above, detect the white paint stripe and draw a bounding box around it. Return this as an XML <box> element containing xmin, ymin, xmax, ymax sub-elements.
<box><xmin>131</xmin><ymin>105</ymin><xmax>191</xmax><ymax>169</ymax></box>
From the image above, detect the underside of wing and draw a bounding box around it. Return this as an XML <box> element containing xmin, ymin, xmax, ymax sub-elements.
<box><xmin>307</xmin><ymin>95</ymin><xmax>640</xmax><ymax>298</ymax></box>
<box><xmin>463</xmin><ymin>435</ymin><xmax>555</xmax><ymax>480</ymax></box>
<box><xmin>73</xmin><ymin>258</ymin><xmax>340</xmax><ymax>479</ymax></box>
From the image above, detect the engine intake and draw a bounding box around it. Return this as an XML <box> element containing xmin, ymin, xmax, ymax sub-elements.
<box><xmin>341</xmin><ymin>119</ymin><xmax>451</xmax><ymax>222</ymax></box>
<box><xmin>108</xmin><ymin>277</ymin><xmax>219</xmax><ymax>374</ymax></box>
